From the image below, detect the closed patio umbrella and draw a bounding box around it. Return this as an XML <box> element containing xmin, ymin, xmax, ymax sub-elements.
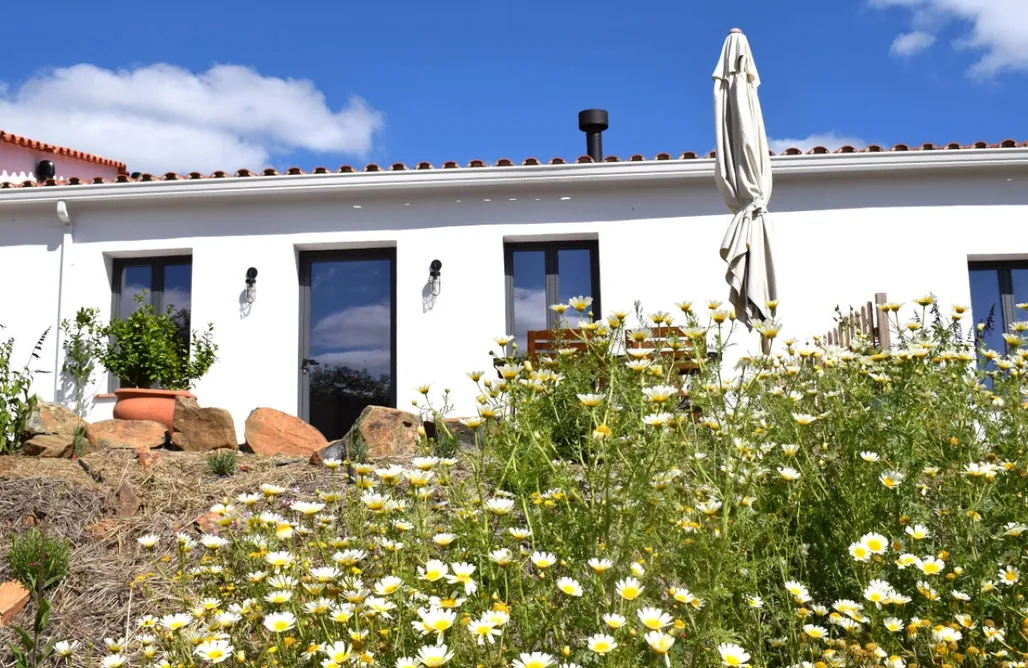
<box><xmin>713</xmin><ymin>28</ymin><xmax>776</xmax><ymax>329</ymax></box>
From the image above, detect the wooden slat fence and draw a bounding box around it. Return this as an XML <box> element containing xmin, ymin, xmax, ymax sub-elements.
<box><xmin>822</xmin><ymin>292</ymin><xmax>891</xmax><ymax>351</ymax></box>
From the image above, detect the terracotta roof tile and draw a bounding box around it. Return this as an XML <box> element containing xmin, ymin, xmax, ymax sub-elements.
<box><xmin>1</xmin><ymin>140</ymin><xmax>1024</xmax><ymax>190</ymax></box>
<box><xmin>0</xmin><ymin>130</ymin><xmax>127</xmax><ymax>172</ymax></box>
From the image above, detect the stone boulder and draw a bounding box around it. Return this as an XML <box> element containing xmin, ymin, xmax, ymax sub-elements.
<box><xmin>0</xmin><ymin>580</ymin><xmax>30</xmax><ymax>628</ymax></box>
<box><xmin>22</xmin><ymin>434</ymin><xmax>75</xmax><ymax>458</ymax></box>
<box><xmin>309</xmin><ymin>439</ymin><xmax>347</xmax><ymax>466</ymax></box>
<box><xmin>87</xmin><ymin>419</ymin><xmax>167</xmax><ymax>450</ymax></box>
<box><xmin>137</xmin><ymin>448</ymin><xmax>163</xmax><ymax>470</ymax></box>
<box><xmin>24</xmin><ymin>401</ymin><xmax>86</xmax><ymax>439</ymax></box>
<box><xmin>244</xmin><ymin>407</ymin><xmax>328</xmax><ymax>457</ymax></box>
<box><xmin>425</xmin><ymin>418</ymin><xmax>480</xmax><ymax>450</ymax></box>
<box><xmin>170</xmin><ymin>396</ymin><xmax>237</xmax><ymax>451</ymax></box>
<box><xmin>340</xmin><ymin>405</ymin><xmax>421</xmax><ymax>460</ymax></box>
<box><xmin>115</xmin><ymin>481</ymin><xmax>141</xmax><ymax>518</ymax></box>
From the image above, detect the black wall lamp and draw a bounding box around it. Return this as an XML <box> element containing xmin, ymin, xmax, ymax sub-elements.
<box><xmin>245</xmin><ymin>267</ymin><xmax>258</xmax><ymax>304</ymax></box>
<box><xmin>429</xmin><ymin>260</ymin><xmax>442</xmax><ymax>296</ymax></box>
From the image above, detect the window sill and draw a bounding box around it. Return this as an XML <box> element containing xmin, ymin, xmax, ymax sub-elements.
<box><xmin>95</xmin><ymin>393</ymin><xmax>117</xmax><ymax>400</ymax></box>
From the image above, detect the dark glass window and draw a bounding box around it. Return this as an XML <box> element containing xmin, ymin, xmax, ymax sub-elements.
<box><xmin>968</xmin><ymin>262</ymin><xmax>1028</xmax><ymax>355</ymax></box>
<box><xmin>113</xmin><ymin>257</ymin><xmax>192</xmax><ymax>327</ymax></box>
<box><xmin>504</xmin><ymin>241</ymin><xmax>600</xmax><ymax>351</ymax></box>
<box><xmin>110</xmin><ymin>256</ymin><xmax>193</xmax><ymax>388</ymax></box>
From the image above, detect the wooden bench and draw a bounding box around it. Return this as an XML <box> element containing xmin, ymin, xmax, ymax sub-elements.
<box><xmin>624</xmin><ymin>326</ymin><xmax>701</xmax><ymax>375</ymax></box>
<box><xmin>491</xmin><ymin>329</ymin><xmax>593</xmax><ymax>377</ymax></box>
<box><xmin>528</xmin><ymin>328</ymin><xmax>592</xmax><ymax>359</ymax></box>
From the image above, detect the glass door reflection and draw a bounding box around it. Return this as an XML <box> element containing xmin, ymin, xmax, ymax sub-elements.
<box><xmin>300</xmin><ymin>250</ymin><xmax>396</xmax><ymax>441</ymax></box>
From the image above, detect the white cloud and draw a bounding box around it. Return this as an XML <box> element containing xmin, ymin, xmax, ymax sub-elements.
<box><xmin>313</xmin><ymin>349</ymin><xmax>391</xmax><ymax>378</ymax></box>
<box><xmin>311</xmin><ymin>303</ymin><xmax>390</xmax><ymax>351</ymax></box>
<box><xmin>0</xmin><ymin>63</ymin><xmax>384</xmax><ymax>173</ymax></box>
<box><xmin>768</xmin><ymin>132</ymin><xmax>868</xmax><ymax>154</ymax></box>
<box><xmin>870</xmin><ymin>0</ymin><xmax>1028</xmax><ymax>75</ymax></box>
<box><xmin>512</xmin><ymin>287</ymin><xmax>548</xmax><ymax>350</ymax></box>
<box><xmin>890</xmin><ymin>31</ymin><xmax>937</xmax><ymax>56</ymax></box>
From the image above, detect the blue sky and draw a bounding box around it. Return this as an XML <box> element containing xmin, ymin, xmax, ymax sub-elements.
<box><xmin>0</xmin><ymin>0</ymin><xmax>1024</xmax><ymax>173</ymax></box>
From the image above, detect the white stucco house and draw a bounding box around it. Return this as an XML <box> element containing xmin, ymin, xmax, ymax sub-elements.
<box><xmin>0</xmin><ymin>136</ymin><xmax>1026</xmax><ymax>442</ymax></box>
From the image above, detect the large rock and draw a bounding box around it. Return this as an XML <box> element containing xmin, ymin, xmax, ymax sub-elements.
<box><xmin>24</xmin><ymin>401</ymin><xmax>86</xmax><ymax>439</ymax></box>
<box><xmin>425</xmin><ymin>418</ymin><xmax>480</xmax><ymax>450</ymax></box>
<box><xmin>244</xmin><ymin>407</ymin><xmax>328</xmax><ymax>457</ymax></box>
<box><xmin>0</xmin><ymin>581</ymin><xmax>30</xmax><ymax>628</ymax></box>
<box><xmin>310</xmin><ymin>439</ymin><xmax>347</xmax><ymax>466</ymax></box>
<box><xmin>22</xmin><ymin>434</ymin><xmax>75</xmax><ymax>458</ymax></box>
<box><xmin>170</xmin><ymin>396</ymin><xmax>237</xmax><ymax>451</ymax></box>
<box><xmin>341</xmin><ymin>406</ymin><xmax>422</xmax><ymax>460</ymax></box>
<box><xmin>87</xmin><ymin>419</ymin><xmax>167</xmax><ymax>450</ymax></box>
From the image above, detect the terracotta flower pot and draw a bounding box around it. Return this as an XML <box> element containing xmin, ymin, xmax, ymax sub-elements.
<box><xmin>113</xmin><ymin>388</ymin><xmax>194</xmax><ymax>431</ymax></box>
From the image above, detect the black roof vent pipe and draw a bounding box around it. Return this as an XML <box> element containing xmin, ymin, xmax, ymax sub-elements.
<box><xmin>578</xmin><ymin>109</ymin><xmax>608</xmax><ymax>162</ymax></box>
<box><xmin>35</xmin><ymin>160</ymin><xmax>56</xmax><ymax>181</ymax></box>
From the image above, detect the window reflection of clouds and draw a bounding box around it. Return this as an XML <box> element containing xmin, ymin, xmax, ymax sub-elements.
<box><xmin>311</xmin><ymin>302</ymin><xmax>390</xmax><ymax>351</ymax></box>
<box><xmin>309</xmin><ymin>258</ymin><xmax>392</xmax><ymax>380</ymax></box>
<box><xmin>512</xmin><ymin>287</ymin><xmax>547</xmax><ymax>351</ymax></box>
<box><xmin>313</xmin><ymin>349</ymin><xmax>391</xmax><ymax>378</ymax></box>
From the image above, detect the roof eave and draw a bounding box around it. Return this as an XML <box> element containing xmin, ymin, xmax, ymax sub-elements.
<box><xmin>1</xmin><ymin>148</ymin><xmax>1027</xmax><ymax>206</ymax></box>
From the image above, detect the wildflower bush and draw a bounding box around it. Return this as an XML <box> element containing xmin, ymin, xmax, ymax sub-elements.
<box><xmin>72</xmin><ymin>296</ymin><xmax>1028</xmax><ymax>668</ymax></box>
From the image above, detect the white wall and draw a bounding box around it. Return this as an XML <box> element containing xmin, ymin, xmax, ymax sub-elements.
<box><xmin>0</xmin><ymin>143</ymin><xmax>122</xmax><ymax>184</ymax></box>
<box><xmin>1</xmin><ymin>166</ymin><xmax>1025</xmax><ymax>442</ymax></box>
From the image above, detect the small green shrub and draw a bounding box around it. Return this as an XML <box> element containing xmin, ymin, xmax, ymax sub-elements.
<box><xmin>100</xmin><ymin>292</ymin><xmax>218</xmax><ymax>390</ymax></box>
<box><xmin>0</xmin><ymin>326</ymin><xmax>49</xmax><ymax>454</ymax></box>
<box><xmin>8</xmin><ymin>528</ymin><xmax>71</xmax><ymax>591</ymax></box>
<box><xmin>206</xmin><ymin>449</ymin><xmax>237</xmax><ymax>476</ymax></box>
<box><xmin>60</xmin><ymin>307</ymin><xmax>105</xmax><ymax>416</ymax></box>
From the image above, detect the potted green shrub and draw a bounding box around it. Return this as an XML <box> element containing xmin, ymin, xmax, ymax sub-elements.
<box><xmin>101</xmin><ymin>293</ymin><xmax>218</xmax><ymax>429</ymax></box>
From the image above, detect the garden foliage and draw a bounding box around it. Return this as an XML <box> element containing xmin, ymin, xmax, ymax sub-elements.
<box><xmin>71</xmin><ymin>296</ymin><xmax>1027</xmax><ymax>668</ymax></box>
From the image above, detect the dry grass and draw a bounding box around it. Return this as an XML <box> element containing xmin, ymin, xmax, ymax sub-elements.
<box><xmin>0</xmin><ymin>449</ymin><xmax>338</xmax><ymax>664</ymax></box>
